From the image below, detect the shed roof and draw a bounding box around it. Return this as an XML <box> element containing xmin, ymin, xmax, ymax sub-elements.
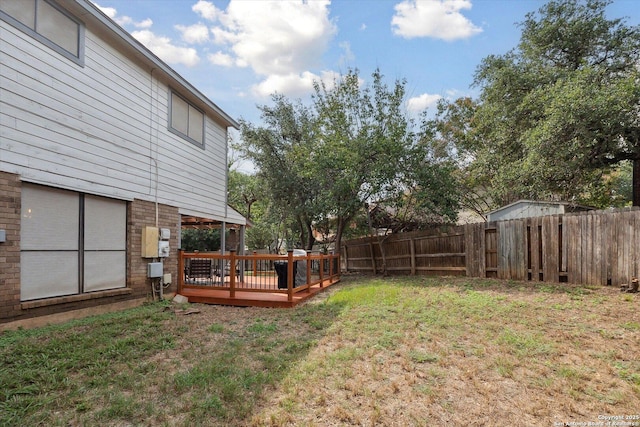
<box><xmin>487</xmin><ymin>199</ymin><xmax>595</xmax><ymax>220</ymax></box>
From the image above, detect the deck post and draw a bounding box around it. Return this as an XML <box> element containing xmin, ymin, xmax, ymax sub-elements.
<box><xmin>287</xmin><ymin>250</ymin><xmax>294</xmax><ymax>302</ymax></box>
<box><xmin>319</xmin><ymin>253</ymin><xmax>324</xmax><ymax>287</ymax></box>
<box><xmin>178</xmin><ymin>249</ymin><xmax>184</xmax><ymax>294</ymax></box>
<box><xmin>306</xmin><ymin>251</ymin><xmax>312</xmax><ymax>292</ymax></box>
<box><xmin>229</xmin><ymin>249</ymin><xmax>236</xmax><ymax>298</ymax></box>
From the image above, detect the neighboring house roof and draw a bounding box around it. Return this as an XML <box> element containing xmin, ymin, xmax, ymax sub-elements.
<box><xmin>71</xmin><ymin>0</ymin><xmax>238</xmax><ymax>130</ymax></box>
<box><xmin>487</xmin><ymin>200</ymin><xmax>595</xmax><ymax>222</ymax></box>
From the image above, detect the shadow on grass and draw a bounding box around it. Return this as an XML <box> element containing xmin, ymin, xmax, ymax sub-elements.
<box><xmin>0</xmin><ymin>291</ymin><xmax>349</xmax><ymax>427</ymax></box>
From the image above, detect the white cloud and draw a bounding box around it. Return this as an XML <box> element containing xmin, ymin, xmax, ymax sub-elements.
<box><xmin>391</xmin><ymin>0</ymin><xmax>482</xmax><ymax>41</ymax></box>
<box><xmin>338</xmin><ymin>41</ymin><xmax>355</xmax><ymax>66</ymax></box>
<box><xmin>132</xmin><ymin>30</ymin><xmax>200</xmax><ymax>67</ymax></box>
<box><xmin>94</xmin><ymin>2</ymin><xmax>199</xmax><ymax>68</ymax></box>
<box><xmin>252</xmin><ymin>70</ymin><xmax>340</xmax><ymax>98</ymax></box>
<box><xmin>135</xmin><ymin>19</ymin><xmax>153</xmax><ymax>29</ymax></box>
<box><xmin>407</xmin><ymin>93</ymin><xmax>442</xmax><ymax>113</ymax></box>
<box><xmin>194</xmin><ymin>0</ymin><xmax>336</xmax><ymax>76</ymax></box>
<box><xmin>192</xmin><ymin>0</ymin><xmax>222</xmax><ymax>21</ymax></box>
<box><xmin>94</xmin><ymin>3</ymin><xmax>152</xmax><ymax>29</ymax></box>
<box><xmin>208</xmin><ymin>51</ymin><xmax>234</xmax><ymax>67</ymax></box>
<box><xmin>97</xmin><ymin>5</ymin><xmax>117</xmax><ymax>19</ymax></box>
<box><xmin>176</xmin><ymin>23</ymin><xmax>210</xmax><ymax>44</ymax></box>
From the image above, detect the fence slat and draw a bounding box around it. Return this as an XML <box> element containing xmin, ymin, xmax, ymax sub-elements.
<box><xmin>565</xmin><ymin>215</ymin><xmax>579</xmax><ymax>284</ymax></box>
<box><xmin>464</xmin><ymin>223</ymin><xmax>484</xmax><ymax>277</ymax></box>
<box><xmin>542</xmin><ymin>216</ymin><xmax>559</xmax><ymax>282</ymax></box>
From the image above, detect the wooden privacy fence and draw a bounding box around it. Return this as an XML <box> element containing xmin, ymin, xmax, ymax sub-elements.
<box><xmin>343</xmin><ymin>207</ymin><xmax>640</xmax><ymax>287</ymax></box>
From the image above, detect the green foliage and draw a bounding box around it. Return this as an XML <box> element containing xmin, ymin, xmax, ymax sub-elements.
<box><xmin>227</xmin><ymin>169</ymin><xmax>262</xmax><ymax>221</ymax></box>
<box><xmin>238</xmin><ymin>95</ymin><xmax>319</xmax><ymax>250</ymax></box>
<box><xmin>227</xmin><ymin>168</ymin><xmax>283</xmax><ymax>250</ymax></box>
<box><xmin>238</xmin><ymin>68</ymin><xmax>460</xmax><ymax>252</ymax></box>
<box><xmin>310</xmin><ymin>68</ymin><xmax>419</xmax><ymax>248</ymax></box>
<box><xmin>180</xmin><ymin>228</ymin><xmax>221</xmax><ymax>252</ymax></box>
<box><xmin>428</xmin><ymin>0</ymin><xmax>640</xmax><ymax>212</ymax></box>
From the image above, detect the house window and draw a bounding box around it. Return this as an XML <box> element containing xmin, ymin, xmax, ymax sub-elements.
<box><xmin>169</xmin><ymin>91</ymin><xmax>205</xmax><ymax>147</ymax></box>
<box><xmin>0</xmin><ymin>0</ymin><xmax>84</xmax><ymax>65</ymax></box>
<box><xmin>20</xmin><ymin>184</ymin><xmax>127</xmax><ymax>301</ymax></box>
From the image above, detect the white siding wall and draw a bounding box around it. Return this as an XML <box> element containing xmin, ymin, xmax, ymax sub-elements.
<box><xmin>0</xmin><ymin>16</ymin><xmax>229</xmax><ymax>221</ymax></box>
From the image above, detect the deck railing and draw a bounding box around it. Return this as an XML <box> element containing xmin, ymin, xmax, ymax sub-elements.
<box><xmin>178</xmin><ymin>249</ymin><xmax>340</xmax><ymax>302</ymax></box>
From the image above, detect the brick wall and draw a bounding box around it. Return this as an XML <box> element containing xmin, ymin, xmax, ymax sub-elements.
<box><xmin>0</xmin><ymin>176</ymin><xmax>181</xmax><ymax>325</ymax></box>
<box><xmin>128</xmin><ymin>199</ymin><xmax>180</xmax><ymax>299</ymax></box>
<box><xmin>0</xmin><ymin>172</ymin><xmax>21</xmax><ymax>321</ymax></box>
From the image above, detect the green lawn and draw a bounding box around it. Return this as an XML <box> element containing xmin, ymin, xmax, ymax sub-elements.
<box><xmin>1</xmin><ymin>276</ymin><xmax>638</xmax><ymax>426</ymax></box>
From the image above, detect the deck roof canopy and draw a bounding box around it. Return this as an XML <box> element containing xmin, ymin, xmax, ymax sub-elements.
<box><xmin>182</xmin><ymin>216</ymin><xmax>245</xmax><ymax>229</ymax></box>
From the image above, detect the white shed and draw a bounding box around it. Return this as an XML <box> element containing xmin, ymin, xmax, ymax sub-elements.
<box><xmin>487</xmin><ymin>200</ymin><xmax>594</xmax><ymax>222</ymax></box>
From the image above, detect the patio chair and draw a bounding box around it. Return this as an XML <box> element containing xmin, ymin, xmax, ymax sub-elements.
<box><xmin>184</xmin><ymin>258</ymin><xmax>213</xmax><ymax>285</ymax></box>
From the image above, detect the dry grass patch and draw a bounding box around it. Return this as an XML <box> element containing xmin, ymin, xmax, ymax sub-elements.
<box><xmin>250</xmin><ymin>276</ymin><xmax>640</xmax><ymax>427</ymax></box>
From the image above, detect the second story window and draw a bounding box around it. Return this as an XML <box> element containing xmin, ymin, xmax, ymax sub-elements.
<box><xmin>0</xmin><ymin>0</ymin><xmax>84</xmax><ymax>65</ymax></box>
<box><xmin>170</xmin><ymin>91</ymin><xmax>205</xmax><ymax>147</ymax></box>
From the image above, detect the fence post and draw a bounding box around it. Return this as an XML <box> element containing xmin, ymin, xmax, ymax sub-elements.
<box><xmin>369</xmin><ymin>240</ymin><xmax>377</xmax><ymax>274</ymax></box>
<box><xmin>343</xmin><ymin>244</ymin><xmax>348</xmax><ymax>272</ymax></box>
<box><xmin>287</xmin><ymin>250</ymin><xmax>294</xmax><ymax>302</ymax></box>
<box><xmin>229</xmin><ymin>249</ymin><xmax>236</xmax><ymax>298</ymax></box>
<box><xmin>329</xmin><ymin>252</ymin><xmax>334</xmax><ymax>280</ymax></box>
<box><xmin>410</xmin><ymin>237</ymin><xmax>416</xmax><ymax>275</ymax></box>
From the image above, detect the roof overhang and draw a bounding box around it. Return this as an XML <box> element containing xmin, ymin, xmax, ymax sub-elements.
<box><xmin>181</xmin><ymin>216</ymin><xmax>251</xmax><ymax>230</ymax></box>
<box><xmin>180</xmin><ymin>205</ymin><xmax>248</xmax><ymax>229</ymax></box>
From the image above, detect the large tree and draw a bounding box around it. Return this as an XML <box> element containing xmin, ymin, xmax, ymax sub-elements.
<box><xmin>447</xmin><ymin>0</ymin><xmax>640</xmax><ymax>208</ymax></box>
<box><xmin>239</xmin><ymin>69</ymin><xmax>459</xmax><ymax>254</ymax></box>
<box><xmin>238</xmin><ymin>95</ymin><xmax>319</xmax><ymax>250</ymax></box>
<box><xmin>310</xmin><ymin>69</ymin><xmax>420</xmax><ymax>254</ymax></box>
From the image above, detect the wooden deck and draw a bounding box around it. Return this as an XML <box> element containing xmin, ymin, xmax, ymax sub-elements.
<box><xmin>179</xmin><ymin>277</ymin><xmax>340</xmax><ymax>308</ymax></box>
<box><xmin>178</xmin><ymin>250</ymin><xmax>341</xmax><ymax>308</ymax></box>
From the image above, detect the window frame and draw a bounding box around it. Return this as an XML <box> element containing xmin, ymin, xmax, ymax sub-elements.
<box><xmin>0</xmin><ymin>0</ymin><xmax>85</xmax><ymax>66</ymax></box>
<box><xmin>168</xmin><ymin>89</ymin><xmax>206</xmax><ymax>149</ymax></box>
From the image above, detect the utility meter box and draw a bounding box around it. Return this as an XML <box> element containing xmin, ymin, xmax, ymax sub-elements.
<box><xmin>147</xmin><ymin>262</ymin><xmax>163</xmax><ymax>278</ymax></box>
<box><xmin>142</xmin><ymin>226</ymin><xmax>159</xmax><ymax>258</ymax></box>
<box><xmin>158</xmin><ymin>240</ymin><xmax>170</xmax><ymax>258</ymax></box>
<box><xmin>160</xmin><ymin>228</ymin><xmax>170</xmax><ymax>240</ymax></box>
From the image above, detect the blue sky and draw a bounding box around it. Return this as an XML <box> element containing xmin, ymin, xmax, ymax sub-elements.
<box><xmin>93</xmin><ymin>0</ymin><xmax>640</xmax><ymax>132</ymax></box>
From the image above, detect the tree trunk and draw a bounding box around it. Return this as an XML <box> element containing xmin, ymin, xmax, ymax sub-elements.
<box><xmin>634</xmin><ymin>158</ymin><xmax>640</xmax><ymax>207</ymax></box>
<box><xmin>304</xmin><ymin>219</ymin><xmax>315</xmax><ymax>251</ymax></box>
<box><xmin>365</xmin><ymin>206</ymin><xmax>387</xmax><ymax>276</ymax></box>
<box><xmin>334</xmin><ymin>218</ymin><xmax>346</xmax><ymax>259</ymax></box>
